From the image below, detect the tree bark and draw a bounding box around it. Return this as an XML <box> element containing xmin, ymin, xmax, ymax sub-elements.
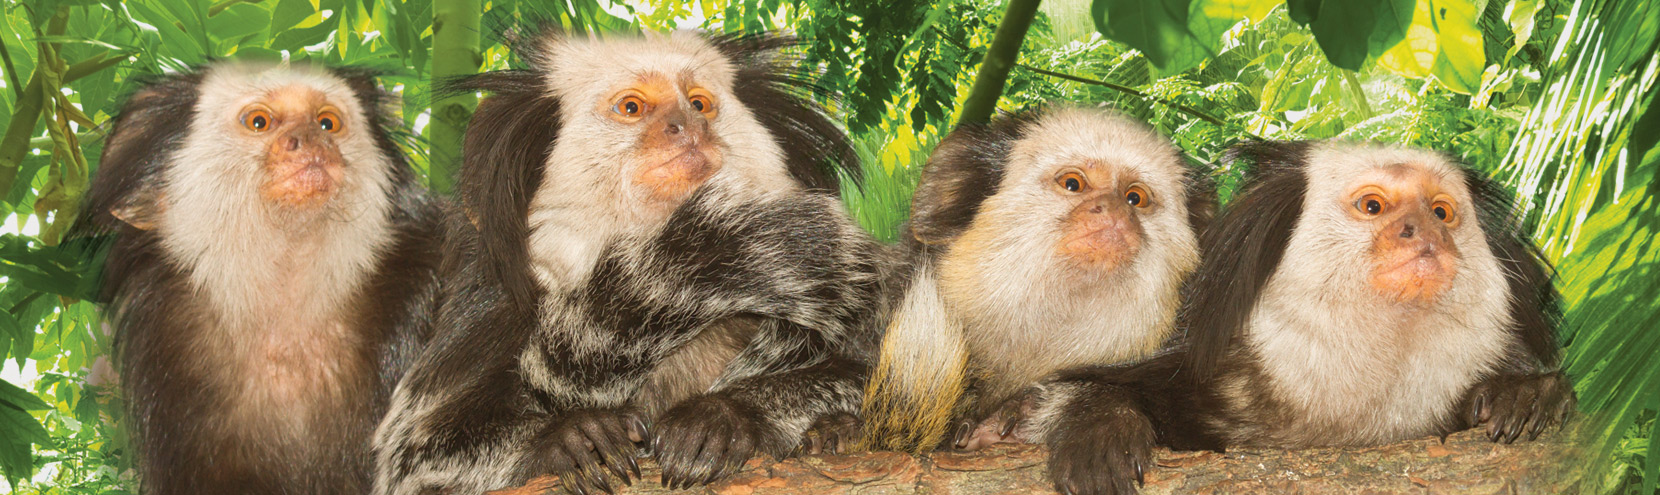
<box><xmin>491</xmin><ymin>428</ymin><xmax>1582</xmax><ymax>494</ymax></box>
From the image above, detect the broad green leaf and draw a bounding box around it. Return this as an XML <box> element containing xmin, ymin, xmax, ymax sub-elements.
<box><xmin>0</xmin><ymin>310</ymin><xmax>17</xmax><ymax>361</ymax></box>
<box><xmin>272</xmin><ymin>0</ymin><xmax>317</xmax><ymax>33</ymax></box>
<box><xmin>1300</xmin><ymin>0</ymin><xmax>1415</xmax><ymax>70</ymax></box>
<box><xmin>1504</xmin><ymin>0</ymin><xmax>1541</xmax><ymax>53</ymax></box>
<box><xmin>208</xmin><ymin>4</ymin><xmax>273</xmax><ymax>42</ymax></box>
<box><xmin>1374</xmin><ymin>0</ymin><xmax>1485</xmax><ymax>93</ymax></box>
<box><xmin>126</xmin><ymin>0</ymin><xmax>205</xmax><ymax>63</ymax></box>
<box><xmin>0</xmin><ymin>434</ymin><xmax>32</xmax><ymax>487</ymax></box>
<box><xmin>270</xmin><ymin>19</ymin><xmax>338</xmax><ymax>52</ymax></box>
<box><xmin>1091</xmin><ymin>0</ymin><xmax>1210</xmax><ymax>74</ymax></box>
<box><xmin>0</xmin><ymin>401</ymin><xmax>49</xmax><ymax>446</ymax></box>
<box><xmin>1286</xmin><ymin>0</ymin><xmax>1320</xmax><ymax>24</ymax></box>
<box><xmin>233</xmin><ymin>46</ymin><xmax>283</xmax><ymax>62</ymax></box>
<box><xmin>0</xmin><ymin>380</ymin><xmax>48</xmax><ymax>412</ymax></box>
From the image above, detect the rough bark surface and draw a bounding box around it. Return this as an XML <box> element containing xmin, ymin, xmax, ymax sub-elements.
<box><xmin>490</xmin><ymin>429</ymin><xmax>1580</xmax><ymax>494</ymax></box>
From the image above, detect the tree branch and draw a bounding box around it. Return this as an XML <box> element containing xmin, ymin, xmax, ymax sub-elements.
<box><xmin>957</xmin><ymin>0</ymin><xmax>1043</xmax><ymax>125</ymax></box>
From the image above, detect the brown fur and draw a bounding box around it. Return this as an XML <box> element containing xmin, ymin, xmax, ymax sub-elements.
<box><xmin>634</xmin><ymin>316</ymin><xmax>764</xmax><ymax>418</ymax></box>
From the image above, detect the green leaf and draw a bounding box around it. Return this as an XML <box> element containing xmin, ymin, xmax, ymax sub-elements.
<box><xmin>126</xmin><ymin>0</ymin><xmax>206</xmax><ymax>63</ymax></box>
<box><xmin>1373</xmin><ymin>0</ymin><xmax>1485</xmax><ymax>93</ymax></box>
<box><xmin>234</xmin><ymin>46</ymin><xmax>283</xmax><ymax>62</ymax></box>
<box><xmin>270</xmin><ymin>18</ymin><xmax>337</xmax><ymax>51</ymax></box>
<box><xmin>0</xmin><ymin>394</ymin><xmax>51</xmax><ymax>477</ymax></box>
<box><xmin>0</xmin><ymin>310</ymin><xmax>17</xmax><ymax>362</ymax></box>
<box><xmin>1091</xmin><ymin>0</ymin><xmax>1210</xmax><ymax>74</ymax></box>
<box><xmin>0</xmin><ymin>380</ymin><xmax>47</xmax><ymax>412</ymax></box>
<box><xmin>272</xmin><ymin>0</ymin><xmax>317</xmax><ymax>32</ymax></box>
<box><xmin>208</xmin><ymin>3</ymin><xmax>272</xmax><ymax>42</ymax></box>
<box><xmin>1187</xmin><ymin>0</ymin><xmax>1280</xmax><ymax>53</ymax></box>
<box><xmin>0</xmin><ymin>408</ymin><xmax>48</xmax><ymax>447</ymax></box>
<box><xmin>1287</xmin><ymin>0</ymin><xmax>1320</xmax><ymax>24</ymax></box>
<box><xmin>1302</xmin><ymin>0</ymin><xmax>1416</xmax><ymax>70</ymax></box>
<box><xmin>1503</xmin><ymin>0</ymin><xmax>1541</xmax><ymax>52</ymax></box>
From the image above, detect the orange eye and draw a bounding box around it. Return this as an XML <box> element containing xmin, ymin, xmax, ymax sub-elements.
<box><xmin>317</xmin><ymin>109</ymin><xmax>343</xmax><ymax>133</ymax></box>
<box><xmin>243</xmin><ymin>109</ymin><xmax>273</xmax><ymax>132</ymax></box>
<box><xmin>614</xmin><ymin>95</ymin><xmax>647</xmax><ymax>117</ymax></box>
<box><xmin>1432</xmin><ymin>199</ymin><xmax>1456</xmax><ymax>224</ymax></box>
<box><xmin>1125</xmin><ymin>184</ymin><xmax>1152</xmax><ymax>208</ymax></box>
<box><xmin>1128</xmin><ymin>186</ymin><xmax>1155</xmax><ymax>208</ymax></box>
<box><xmin>688</xmin><ymin>92</ymin><xmax>716</xmax><ymax>117</ymax></box>
<box><xmin>1057</xmin><ymin>171</ymin><xmax>1087</xmax><ymax>193</ymax></box>
<box><xmin>1355</xmin><ymin>193</ymin><xmax>1388</xmax><ymax>216</ymax></box>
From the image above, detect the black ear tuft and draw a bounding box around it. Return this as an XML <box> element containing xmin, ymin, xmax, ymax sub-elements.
<box><xmin>1464</xmin><ymin>169</ymin><xmax>1563</xmax><ymax>369</ymax></box>
<box><xmin>1182</xmin><ymin>160</ymin><xmax>1219</xmax><ymax>234</ymax></box>
<box><xmin>442</xmin><ymin>69</ymin><xmax>561</xmax><ymax>309</ymax></box>
<box><xmin>907</xmin><ymin>113</ymin><xmax>1034</xmax><ymax>245</ymax></box>
<box><xmin>709</xmin><ymin>33</ymin><xmax>857</xmax><ymax>194</ymax></box>
<box><xmin>76</xmin><ymin>71</ymin><xmax>204</xmax><ymax>238</ymax></box>
<box><xmin>1181</xmin><ymin>140</ymin><xmax>1311</xmax><ymax>382</ymax></box>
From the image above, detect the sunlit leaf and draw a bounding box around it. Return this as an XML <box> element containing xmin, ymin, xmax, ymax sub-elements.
<box><xmin>1188</xmin><ymin>0</ymin><xmax>1279</xmax><ymax>53</ymax></box>
<box><xmin>1091</xmin><ymin>0</ymin><xmax>1209</xmax><ymax>74</ymax></box>
<box><xmin>1373</xmin><ymin>0</ymin><xmax>1485</xmax><ymax>93</ymax></box>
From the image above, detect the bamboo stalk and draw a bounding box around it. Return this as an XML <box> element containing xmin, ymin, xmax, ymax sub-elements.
<box><xmin>428</xmin><ymin>0</ymin><xmax>482</xmax><ymax>195</ymax></box>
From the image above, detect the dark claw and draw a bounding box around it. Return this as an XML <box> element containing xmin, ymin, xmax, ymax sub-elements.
<box><xmin>999</xmin><ymin>417</ymin><xmax>1018</xmax><ymax>438</ymax></box>
<box><xmin>1135</xmin><ymin>459</ymin><xmax>1145</xmax><ymax>487</ymax></box>
<box><xmin>1472</xmin><ymin>393</ymin><xmax>1487</xmax><ymax>423</ymax></box>
<box><xmin>632</xmin><ymin>417</ymin><xmax>650</xmax><ymax>443</ymax></box>
<box><xmin>590</xmin><ymin>469</ymin><xmax>613</xmax><ymax>495</ymax></box>
<box><xmin>653</xmin><ymin>395</ymin><xmax>767</xmax><ymax>489</ymax></box>
<box><xmin>601</xmin><ymin>452</ymin><xmax>630</xmax><ymax>484</ymax></box>
<box><xmin>952</xmin><ymin>419</ymin><xmax>973</xmax><ymax>449</ymax></box>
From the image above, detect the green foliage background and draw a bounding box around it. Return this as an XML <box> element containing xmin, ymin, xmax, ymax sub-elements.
<box><xmin>0</xmin><ymin>0</ymin><xmax>1653</xmax><ymax>493</ymax></box>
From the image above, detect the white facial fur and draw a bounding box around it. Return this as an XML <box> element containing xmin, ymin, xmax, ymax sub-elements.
<box><xmin>155</xmin><ymin>62</ymin><xmax>396</xmax><ymax>431</ymax></box>
<box><xmin>524</xmin><ymin>31</ymin><xmax>797</xmax><ymax>292</ymax></box>
<box><xmin>160</xmin><ymin>62</ymin><xmax>395</xmax><ymax>327</ymax></box>
<box><xmin>940</xmin><ymin>108</ymin><xmax>1201</xmax><ymax>396</ymax></box>
<box><xmin>1244</xmin><ymin>142</ymin><xmax>1513</xmax><ymax>446</ymax></box>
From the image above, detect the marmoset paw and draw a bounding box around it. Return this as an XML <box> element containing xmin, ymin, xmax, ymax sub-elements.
<box><xmin>1466</xmin><ymin>371</ymin><xmax>1575</xmax><ymax>444</ymax></box>
<box><xmin>1047</xmin><ymin>404</ymin><xmax>1155</xmax><ymax>495</ymax></box>
<box><xmin>652</xmin><ymin>394</ymin><xmax>775</xmax><ymax>489</ymax></box>
<box><xmin>797</xmin><ymin>412</ymin><xmax>861</xmax><ymax>456</ymax></box>
<box><xmin>537</xmin><ymin>407</ymin><xmax>648</xmax><ymax>495</ymax></box>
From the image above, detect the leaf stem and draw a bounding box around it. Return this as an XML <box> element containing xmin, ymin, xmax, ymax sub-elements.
<box><xmin>0</xmin><ymin>33</ymin><xmax>23</xmax><ymax>100</ymax></box>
